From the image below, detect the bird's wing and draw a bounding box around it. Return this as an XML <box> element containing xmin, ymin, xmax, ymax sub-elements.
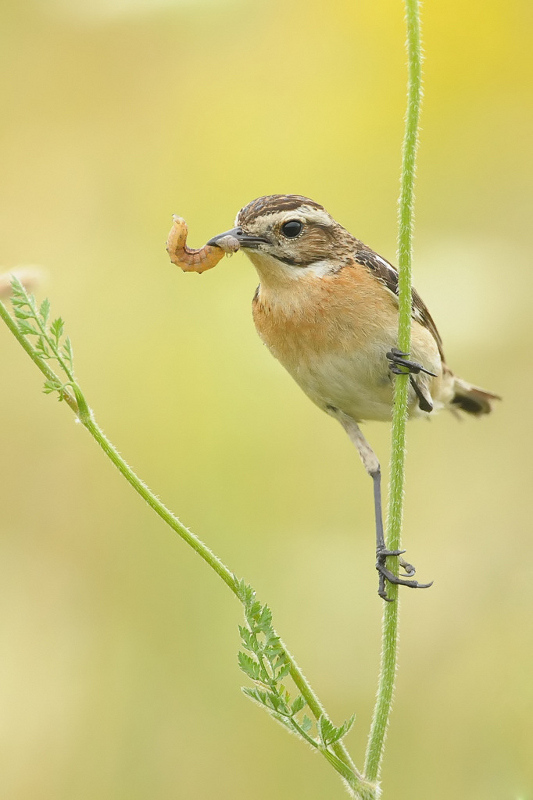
<box><xmin>354</xmin><ymin>248</ymin><xmax>445</xmax><ymax>362</ymax></box>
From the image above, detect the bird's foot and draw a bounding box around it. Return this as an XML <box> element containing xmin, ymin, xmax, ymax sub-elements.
<box><xmin>376</xmin><ymin>547</ymin><xmax>433</xmax><ymax>602</ymax></box>
<box><xmin>386</xmin><ymin>347</ymin><xmax>437</xmax><ymax>377</ymax></box>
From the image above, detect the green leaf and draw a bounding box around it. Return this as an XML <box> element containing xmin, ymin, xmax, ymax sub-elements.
<box><xmin>62</xmin><ymin>336</ymin><xmax>74</xmax><ymax>369</ymax></box>
<box><xmin>237</xmin><ymin>651</ymin><xmax>261</xmax><ymax>681</ymax></box>
<box><xmin>241</xmin><ymin>686</ymin><xmax>270</xmax><ymax>708</ymax></box>
<box><xmin>291</xmin><ymin>695</ymin><xmax>306</xmax><ymax>715</ymax></box>
<box><xmin>272</xmin><ymin>653</ymin><xmax>287</xmax><ymax>669</ymax></box>
<box><xmin>247</xmin><ymin>600</ymin><xmax>262</xmax><ymax>621</ymax></box>
<box><xmin>9</xmin><ymin>276</ymin><xmax>27</xmax><ymax>299</ymax></box>
<box><xmin>301</xmin><ymin>715</ymin><xmax>313</xmax><ymax>733</ymax></box>
<box><xmin>17</xmin><ymin>320</ymin><xmax>39</xmax><ymax>336</ymax></box>
<box><xmin>317</xmin><ymin>715</ymin><xmax>338</xmax><ymax>747</ymax></box>
<box><xmin>238</xmin><ymin>626</ymin><xmax>255</xmax><ymax>652</ymax></box>
<box><xmin>267</xmin><ymin>648</ymin><xmax>283</xmax><ymax>662</ymax></box>
<box><xmin>317</xmin><ymin>713</ymin><xmax>356</xmax><ymax>747</ymax></box>
<box><xmin>10</xmin><ymin>295</ymin><xmax>27</xmax><ymax>309</ymax></box>
<box><xmin>13</xmin><ymin>308</ymin><xmax>34</xmax><ymax>320</ymax></box>
<box><xmin>257</xmin><ymin>605</ymin><xmax>273</xmax><ymax>631</ymax></box>
<box><xmin>236</xmin><ymin>580</ymin><xmax>255</xmax><ymax>606</ymax></box>
<box><xmin>35</xmin><ymin>336</ymin><xmax>50</xmax><ymax>357</ymax></box>
<box><xmin>335</xmin><ymin>713</ymin><xmax>356</xmax><ymax>742</ymax></box>
<box><xmin>276</xmin><ymin>663</ymin><xmax>291</xmax><ymax>681</ymax></box>
<box><xmin>43</xmin><ymin>378</ymin><xmax>62</xmax><ymax>394</ymax></box>
<box><xmin>265</xmin><ymin>692</ymin><xmax>290</xmax><ymax>715</ymax></box>
<box><xmin>265</xmin><ymin>630</ymin><xmax>281</xmax><ymax>646</ymax></box>
<box><xmin>50</xmin><ymin>317</ymin><xmax>64</xmax><ymax>345</ymax></box>
<box><xmin>39</xmin><ymin>298</ymin><xmax>50</xmax><ymax>327</ymax></box>
<box><xmin>242</xmin><ymin>686</ymin><xmax>290</xmax><ymax>717</ymax></box>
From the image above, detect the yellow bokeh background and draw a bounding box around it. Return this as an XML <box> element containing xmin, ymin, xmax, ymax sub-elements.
<box><xmin>1</xmin><ymin>1</ymin><xmax>532</xmax><ymax>798</ymax></box>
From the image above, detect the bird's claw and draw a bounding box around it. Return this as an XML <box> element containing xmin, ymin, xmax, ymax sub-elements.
<box><xmin>399</xmin><ymin>557</ymin><xmax>416</xmax><ymax>577</ymax></box>
<box><xmin>376</xmin><ymin>548</ymin><xmax>433</xmax><ymax>601</ymax></box>
<box><xmin>386</xmin><ymin>347</ymin><xmax>437</xmax><ymax>377</ymax></box>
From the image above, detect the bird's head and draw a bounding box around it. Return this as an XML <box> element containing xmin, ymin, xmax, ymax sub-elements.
<box><xmin>207</xmin><ymin>194</ymin><xmax>357</xmax><ymax>285</ymax></box>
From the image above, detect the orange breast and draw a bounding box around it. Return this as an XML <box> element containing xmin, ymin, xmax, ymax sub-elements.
<box><xmin>252</xmin><ymin>265</ymin><xmax>400</xmax><ymax>368</ymax></box>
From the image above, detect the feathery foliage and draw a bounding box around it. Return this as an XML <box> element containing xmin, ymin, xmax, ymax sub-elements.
<box><xmin>237</xmin><ymin>579</ymin><xmax>355</xmax><ymax>757</ymax></box>
<box><xmin>10</xmin><ymin>276</ymin><xmax>75</xmax><ymax>399</ymax></box>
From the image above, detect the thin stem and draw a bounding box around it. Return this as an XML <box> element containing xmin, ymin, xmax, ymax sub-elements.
<box><xmin>364</xmin><ymin>0</ymin><xmax>422</xmax><ymax>785</ymax></box>
<box><xmin>83</xmin><ymin>416</ymin><xmax>239</xmax><ymax>593</ymax></box>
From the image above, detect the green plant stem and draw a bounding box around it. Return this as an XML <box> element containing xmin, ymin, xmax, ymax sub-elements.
<box><xmin>0</xmin><ymin>294</ymin><xmax>372</xmax><ymax>798</ymax></box>
<box><xmin>83</xmin><ymin>415</ymin><xmax>239</xmax><ymax>592</ymax></box>
<box><xmin>364</xmin><ymin>0</ymin><xmax>422</xmax><ymax>786</ymax></box>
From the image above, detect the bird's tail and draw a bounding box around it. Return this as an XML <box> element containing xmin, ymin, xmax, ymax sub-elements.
<box><xmin>450</xmin><ymin>376</ymin><xmax>501</xmax><ymax>416</ymax></box>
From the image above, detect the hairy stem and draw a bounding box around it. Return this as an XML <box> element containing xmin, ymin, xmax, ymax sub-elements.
<box><xmin>364</xmin><ymin>0</ymin><xmax>423</xmax><ymax>785</ymax></box>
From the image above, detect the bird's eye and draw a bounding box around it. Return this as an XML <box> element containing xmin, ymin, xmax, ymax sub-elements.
<box><xmin>281</xmin><ymin>220</ymin><xmax>303</xmax><ymax>238</ymax></box>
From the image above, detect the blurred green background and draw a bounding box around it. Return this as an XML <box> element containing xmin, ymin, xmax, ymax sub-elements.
<box><xmin>1</xmin><ymin>0</ymin><xmax>532</xmax><ymax>798</ymax></box>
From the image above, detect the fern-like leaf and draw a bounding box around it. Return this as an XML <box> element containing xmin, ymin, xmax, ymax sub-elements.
<box><xmin>39</xmin><ymin>297</ymin><xmax>51</xmax><ymax>328</ymax></box>
<box><xmin>50</xmin><ymin>317</ymin><xmax>64</xmax><ymax>347</ymax></box>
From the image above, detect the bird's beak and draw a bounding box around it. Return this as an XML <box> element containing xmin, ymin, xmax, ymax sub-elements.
<box><xmin>207</xmin><ymin>227</ymin><xmax>269</xmax><ymax>250</ymax></box>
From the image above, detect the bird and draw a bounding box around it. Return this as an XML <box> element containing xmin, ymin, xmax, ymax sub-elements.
<box><xmin>200</xmin><ymin>194</ymin><xmax>499</xmax><ymax>600</ymax></box>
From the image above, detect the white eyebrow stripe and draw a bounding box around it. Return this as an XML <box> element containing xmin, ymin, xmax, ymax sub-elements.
<box><xmin>297</xmin><ymin>208</ymin><xmax>333</xmax><ymax>227</ymax></box>
<box><xmin>236</xmin><ymin>206</ymin><xmax>335</xmax><ymax>230</ymax></box>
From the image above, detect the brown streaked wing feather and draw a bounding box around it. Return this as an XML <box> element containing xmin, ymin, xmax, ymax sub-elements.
<box><xmin>354</xmin><ymin>248</ymin><xmax>445</xmax><ymax>361</ymax></box>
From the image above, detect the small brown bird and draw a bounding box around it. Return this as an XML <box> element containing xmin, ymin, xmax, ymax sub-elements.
<box><xmin>200</xmin><ymin>194</ymin><xmax>498</xmax><ymax>599</ymax></box>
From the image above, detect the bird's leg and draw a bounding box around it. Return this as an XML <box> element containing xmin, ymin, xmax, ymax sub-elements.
<box><xmin>386</xmin><ymin>347</ymin><xmax>437</xmax><ymax>377</ymax></box>
<box><xmin>332</xmin><ymin>409</ymin><xmax>432</xmax><ymax>601</ymax></box>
